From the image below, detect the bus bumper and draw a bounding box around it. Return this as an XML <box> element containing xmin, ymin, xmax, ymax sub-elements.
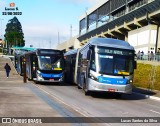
<box><xmin>34</xmin><ymin>77</ymin><xmax>64</xmax><ymax>83</ymax></box>
<box><xmin>88</xmin><ymin>78</ymin><xmax>132</xmax><ymax>94</ymax></box>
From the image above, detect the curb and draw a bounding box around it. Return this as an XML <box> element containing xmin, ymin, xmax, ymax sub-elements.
<box><xmin>133</xmin><ymin>92</ymin><xmax>160</xmax><ymax>101</ymax></box>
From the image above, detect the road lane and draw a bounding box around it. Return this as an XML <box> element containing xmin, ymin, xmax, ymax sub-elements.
<box><xmin>34</xmin><ymin>83</ymin><xmax>160</xmax><ymax>118</ymax></box>
<box><xmin>30</xmin><ymin>83</ymin><xmax>160</xmax><ymax>126</ymax></box>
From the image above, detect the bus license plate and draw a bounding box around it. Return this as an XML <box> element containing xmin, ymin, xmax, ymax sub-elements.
<box><xmin>50</xmin><ymin>79</ymin><xmax>54</xmax><ymax>81</ymax></box>
<box><xmin>108</xmin><ymin>89</ymin><xmax>115</xmax><ymax>92</ymax></box>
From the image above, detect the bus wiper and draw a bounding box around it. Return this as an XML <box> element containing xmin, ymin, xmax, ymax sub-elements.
<box><xmin>99</xmin><ymin>71</ymin><xmax>106</xmax><ymax>75</ymax></box>
<box><xmin>53</xmin><ymin>58</ymin><xmax>61</xmax><ymax>65</ymax></box>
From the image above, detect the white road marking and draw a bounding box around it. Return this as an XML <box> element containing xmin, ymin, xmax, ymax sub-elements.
<box><xmin>31</xmin><ymin>83</ymin><xmax>111</xmax><ymax>126</ymax></box>
<box><xmin>150</xmin><ymin>110</ymin><xmax>160</xmax><ymax>115</ymax></box>
<box><xmin>133</xmin><ymin>92</ymin><xmax>160</xmax><ymax>102</ymax></box>
<box><xmin>31</xmin><ymin>83</ymin><xmax>89</xmax><ymax>117</ymax></box>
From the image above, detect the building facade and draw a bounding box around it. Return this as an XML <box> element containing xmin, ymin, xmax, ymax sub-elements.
<box><xmin>56</xmin><ymin>36</ymin><xmax>80</xmax><ymax>52</ymax></box>
<box><xmin>78</xmin><ymin>0</ymin><xmax>160</xmax><ymax>54</ymax></box>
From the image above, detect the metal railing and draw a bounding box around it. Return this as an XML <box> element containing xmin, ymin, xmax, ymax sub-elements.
<box><xmin>136</xmin><ymin>54</ymin><xmax>160</xmax><ymax>62</ymax></box>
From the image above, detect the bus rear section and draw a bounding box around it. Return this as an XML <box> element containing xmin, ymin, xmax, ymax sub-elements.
<box><xmin>26</xmin><ymin>49</ymin><xmax>65</xmax><ymax>83</ymax></box>
<box><xmin>64</xmin><ymin>49</ymin><xmax>77</xmax><ymax>83</ymax></box>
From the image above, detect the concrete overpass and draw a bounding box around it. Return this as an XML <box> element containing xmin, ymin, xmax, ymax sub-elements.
<box><xmin>78</xmin><ymin>0</ymin><xmax>160</xmax><ymax>53</ymax></box>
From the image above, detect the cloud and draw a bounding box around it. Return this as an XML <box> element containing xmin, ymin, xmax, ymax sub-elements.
<box><xmin>23</xmin><ymin>22</ymin><xmax>77</xmax><ymax>48</ymax></box>
<box><xmin>58</xmin><ymin>0</ymin><xmax>99</xmax><ymax>6</ymax></box>
<box><xmin>23</xmin><ymin>22</ymin><xmax>73</xmax><ymax>38</ymax></box>
<box><xmin>0</xmin><ymin>0</ymin><xmax>6</xmax><ymax>10</ymax></box>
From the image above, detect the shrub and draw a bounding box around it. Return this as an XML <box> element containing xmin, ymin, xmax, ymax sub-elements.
<box><xmin>133</xmin><ymin>63</ymin><xmax>160</xmax><ymax>90</ymax></box>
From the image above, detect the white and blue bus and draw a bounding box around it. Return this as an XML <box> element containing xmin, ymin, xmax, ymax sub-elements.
<box><xmin>74</xmin><ymin>38</ymin><xmax>137</xmax><ymax>95</ymax></box>
<box><xmin>25</xmin><ymin>49</ymin><xmax>65</xmax><ymax>83</ymax></box>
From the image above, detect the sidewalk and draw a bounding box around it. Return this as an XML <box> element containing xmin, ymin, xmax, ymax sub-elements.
<box><xmin>0</xmin><ymin>56</ymin><xmax>62</xmax><ymax>119</ymax></box>
<box><xmin>137</xmin><ymin>60</ymin><xmax>160</xmax><ymax>66</ymax></box>
<box><xmin>133</xmin><ymin>87</ymin><xmax>160</xmax><ymax>101</ymax></box>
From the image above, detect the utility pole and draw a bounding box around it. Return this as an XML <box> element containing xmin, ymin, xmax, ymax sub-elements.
<box><xmin>0</xmin><ymin>18</ymin><xmax>4</xmax><ymax>39</ymax></box>
<box><xmin>49</xmin><ymin>39</ymin><xmax>51</xmax><ymax>49</ymax></box>
<box><xmin>85</xmin><ymin>11</ymin><xmax>88</xmax><ymax>33</ymax></box>
<box><xmin>58</xmin><ymin>31</ymin><xmax>60</xmax><ymax>44</ymax></box>
<box><xmin>70</xmin><ymin>24</ymin><xmax>72</xmax><ymax>38</ymax></box>
<box><xmin>23</xmin><ymin>56</ymin><xmax>27</xmax><ymax>83</ymax></box>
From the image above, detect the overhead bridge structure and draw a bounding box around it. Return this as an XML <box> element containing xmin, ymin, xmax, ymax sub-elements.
<box><xmin>78</xmin><ymin>0</ymin><xmax>160</xmax><ymax>53</ymax></box>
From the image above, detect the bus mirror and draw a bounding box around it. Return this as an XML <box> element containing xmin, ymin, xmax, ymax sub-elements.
<box><xmin>89</xmin><ymin>46</ymin><xmax>93</xmax><ymax>49</ymax></box>
<box><xmin>87</xmin><ymin>50</ymin><xmax>92</xmax><ymax>60</ymax></box>
<box><xmin>35</xmin><ymin>64</ymin><xmax>38</xmax><ymax>67</ymax></box>
<box><xmin>134</xmin><ymin>61</ymin><xmax>137</xmax><ymax>69</ymax></box>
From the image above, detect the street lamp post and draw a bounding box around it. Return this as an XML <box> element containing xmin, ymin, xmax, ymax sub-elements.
<box><xmin>58</xmin><ymin>31</ymin><xmax>60</xmax><ymax>44</ymax></box>
<box><xmin>70</xmin><ymin>25</ymin><xmax>72</xmax><ymax>38</ymax></box>
<box><xmin>0</xmin><ymin>18</ymin><xmax>4</xmax><ymax>39</ymax></box>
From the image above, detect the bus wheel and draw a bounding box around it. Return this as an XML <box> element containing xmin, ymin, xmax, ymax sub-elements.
<box><xmin>78</xmin><ymin>84</ymin><xmax>81</xmax><ymax>89</ymax></box>
<box><xmin>83</xmin><ymin>81</ymin><xmax>90</xmax><ymax>96</ymax></box>
<box><xmin>85</xmin><ymin>90</ymin><xmax>90</xmax><ymax>96</ymax></box>
<box><xmin>34</xmin><ymin>81</ymin><xmax>39</xmax><ymax>84</ymax></box>
<box><xmin>28</xmin><ymin>78</ymin><xmax>32</xmax><ymax>81</ymax></box>
<box><xmin>115</xmin><ymin>93</ymin><xmax>122</xmax><ymax>99</ymax></box>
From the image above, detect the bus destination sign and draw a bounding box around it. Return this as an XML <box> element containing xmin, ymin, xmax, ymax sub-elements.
<box><xmin>40</xmin><ymin>50</ymin><xmax>61</xmax><ymax>55</ymax></box>
<box><xmin>97</xmin><ymin>48</ymin><xmax>133</xmax><ymax>55</ymax></box>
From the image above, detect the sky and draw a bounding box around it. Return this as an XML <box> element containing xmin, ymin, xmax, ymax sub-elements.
<box><xmin>0</xmin><ymin>0</ymin><xmax>98</xmax><ymax>49</ymax></box>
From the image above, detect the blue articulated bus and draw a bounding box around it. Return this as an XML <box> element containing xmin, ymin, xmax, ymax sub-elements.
<box><xmin>14</xmin><ymin>47</ymin><xmax>35</xmax><ymax>75</ymax></box>
<box><xmin>25</xmin><ymin>49</ymin><xmax>65</xmax><ymax>83</ymax></box>
<box><xmin>64</xmin><ymin>49</ymin><xmax>78</xmax><ymax>83</ymax></box>
<box><xmin>74</xmin><ymin>38</ymin><xmax>137</xmax><ymax>95</ymax></box>
<box><xmin>16</xmin><ymin>54</ymin><xmax>25</xmax><ymax>75</ymax></box>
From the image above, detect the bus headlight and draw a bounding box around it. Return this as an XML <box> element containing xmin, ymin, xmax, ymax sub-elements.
<box><xmin>37</xmin><ymin>71</ymin><xmax>43</xmax><ymax>78</ymax></box>
<box><xmin>89</xmin><ymin>73</ymin><xmax>98</xmax><ymax>81</ymax></box>
<box><xmin>59</xmin><ymin>75</ymin><xmax>64</xmax><ymax>81</ymax></box>
<box><xmin>37</xmin><ymin>70</ymin><xmax>40</xmax><ymax>74</ymax></box>
<box><xmin>37</xmin><ymin>72</ymin><xmax>43</xmax><ymax>79</ymax></box>
<box><xmin>127</xmin><ymin>79</ymin><xmax>133</xmax><ymax>84</ymax></box>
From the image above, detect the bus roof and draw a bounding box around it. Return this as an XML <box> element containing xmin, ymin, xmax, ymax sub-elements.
<box><xmin>64</xmin><ymin>49</ymin><xmax>78</xmax><ymax>56</ymax></box>
<box><xmin>25</xmin><ymin>48</ymin><xmax>63</xmax><ymax>56</ymax></box>
<box><xmin>11</xmin><ymin>46</ymin><xmax>36</xmax><ymax>51</ymax></box>
<box><xmin>87</xmin><ymin>38</ymin><xmax>134</xmax><ymax>50</ymax></box>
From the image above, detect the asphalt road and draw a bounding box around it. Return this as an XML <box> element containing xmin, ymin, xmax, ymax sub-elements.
<box><xmin>30</xmin><ymin>82</ymin><xmax>160</xmax><ymax>126</ymax></box>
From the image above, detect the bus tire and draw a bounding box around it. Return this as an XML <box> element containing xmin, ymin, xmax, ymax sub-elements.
<box><xmin>85</xmin><ymin>90</ymin><xmax>90</xmax><ymax>96</ymax></box>
<box><xmin>83</xmin><ymin>79</ymin><xmax>90</xmax><ymax>96</ymax></box>
<box><xmin>28</xmin><ymin>78</ymin><xmax>32</xmax><ymax>81</ymax></box>
<box><xmin>115</xmin><ymin>93</ymin><xmax>122</xmax><ymax>99</ymax></box>
<box><xmin>35</xmin><ymin>81</ymin><xmax>39</xmax><ymax>84</ymax></box>
<box><xmin>78</xmin><ymin>84</ymin><xmax>81</xmax><ymax>89</ymax></box>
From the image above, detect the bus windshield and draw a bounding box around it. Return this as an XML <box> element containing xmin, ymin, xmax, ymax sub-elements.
<box><xmin>38</xmin><ymin>56</ymin><xmax>64</xmax><ymax>70</ymax></box>
<box><xmin>98</xmin><ymin>54</ymin><xmax>134</xmax><ymax>76</ymax></box>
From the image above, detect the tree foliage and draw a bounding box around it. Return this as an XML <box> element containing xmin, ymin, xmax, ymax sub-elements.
<box><xmin>4</xmin><ymin>16</ymin><xmax>25</xmax><ymax>47</ymax></box>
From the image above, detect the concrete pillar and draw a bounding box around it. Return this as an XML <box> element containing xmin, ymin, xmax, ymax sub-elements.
<box><xmin>125</xmin><ymin>35</ymin><xmax>128</xmax><ymax>42</ymax></box>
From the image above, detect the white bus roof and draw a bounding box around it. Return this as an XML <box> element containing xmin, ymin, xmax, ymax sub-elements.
<box><xmin>64</xmin><ymin>49</ymin><xmax>78</xmax><ymax>56</ymax></box>
<box><xmin>85</xmin><ymin>38</ymin><xmax>134</xmax><ymax>50</ymax></box>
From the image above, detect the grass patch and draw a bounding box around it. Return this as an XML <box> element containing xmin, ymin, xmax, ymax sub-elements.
<box><xmin>133</xmin><ymin>63</ymin><xmax>160</xmax><ymax>90</ymax></box>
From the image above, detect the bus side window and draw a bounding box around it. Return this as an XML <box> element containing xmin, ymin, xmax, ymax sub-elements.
<box><xmin>134</xmin><ymin>61</ymin><xmax>137</xmax><ymax>69</ymax></box>
<box><xmin>78</xmin><ymin>53</ymin><xmax>82</xmax><ymax>66</ymax></box>
<box><xmin>90</xmin><ymin>51</ymin><xmax>96</xmax><ymax>71</ymax></box>
<box><xmin>87</xmin><ymin>50</ymin><xmax>91</xmax><ymax>60</ymax></box>
<box><xmin>35</xmin><ymin>57</ymin><xmax>38</xmax><ymax>67</ymax></box>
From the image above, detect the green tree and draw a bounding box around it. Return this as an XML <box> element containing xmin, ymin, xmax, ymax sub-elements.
<box><xmin>4</xmin><ymin>16</ymin><xmax>25</xmax><ymax>47</ymax></box>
